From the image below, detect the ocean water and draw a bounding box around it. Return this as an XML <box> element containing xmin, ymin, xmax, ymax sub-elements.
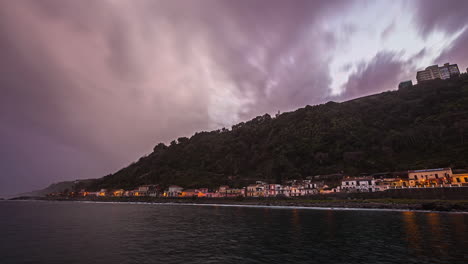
<box><xmin>0</xmin><ymin>201</ymin><xmax>467</xmax><ymax>264</ymax></box>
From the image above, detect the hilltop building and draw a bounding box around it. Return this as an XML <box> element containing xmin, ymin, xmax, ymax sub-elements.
<box><xmin>439</xmin><ymin>63</ymin><xmax>460</xmax><ymax>79</ymax></box>
<box><xmin>416</xmin><ymin>63</ymin><xmax>460</xmax><ymax>83</ymax></box>
<box><xmin>417</xmin><ymin>65</ymin><xmax>440</xmax><ymax>82</ymax></box>
<box><xmin>398</xmin><ymin>80</ymin><xmax>413</xmax><ymax>90</ymax></box>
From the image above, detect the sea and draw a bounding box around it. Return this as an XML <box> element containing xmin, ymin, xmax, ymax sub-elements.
<box><xmin>0</xmin><ymin>201</ymin><xmax>467</xmax><ymax>264</ymax></box>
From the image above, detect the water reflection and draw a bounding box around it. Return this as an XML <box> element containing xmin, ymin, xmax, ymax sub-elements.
<box><xmin>402</xmin><ymin>211</ymin><xmax>422</xmax><ymax>253</ymax></box>
<box><xmin>426</xmin><ymin>213</ymin><xmax>449</xmax><ymax>257</ymax></box>
<box><xmin>325</xmin><ymin>210</ymin><xmax>335</xmax><ymax>240</ymax></box>
<box><xmin>1</xmin><ymin>202</ymin><xmax>468</xmax><ymax>264</ymax></box>
<box><xmin>449</xmin><ymin>213</ymin><xmax>466</xmax><ymax>244</ymax></box>
<box><xmin>291</xmin><ymin>209</ymin><xmax>301</xmax><ymax>229</ymax></box>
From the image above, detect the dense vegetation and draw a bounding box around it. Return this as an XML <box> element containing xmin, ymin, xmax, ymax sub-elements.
<box><xmin>85</xmin><ymin>75</ymin><xmax>468</xmax><ymax>191</ymax></box>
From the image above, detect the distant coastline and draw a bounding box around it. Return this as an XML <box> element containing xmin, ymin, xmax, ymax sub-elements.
<box><xmin>8</xmin><ymin>196</ymin><xmax>468</xmax><ymax>213</ymax></box>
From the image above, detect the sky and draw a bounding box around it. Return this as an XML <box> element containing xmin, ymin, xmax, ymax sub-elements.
<box><xmin>1</xmin><ymin>0</ymin><xmax>468</xmax><ymax>196</ymax></box>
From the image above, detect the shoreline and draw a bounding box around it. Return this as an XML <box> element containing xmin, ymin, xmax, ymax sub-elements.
<box><xmin>78</xmin><ymin>201</ymin><xmax>468</xmax><ymax>214</ymax></box>
<box><xmin>6</xmin><ymin>196</ymin><xmax>468</xmax><ymax>213</ymax></box>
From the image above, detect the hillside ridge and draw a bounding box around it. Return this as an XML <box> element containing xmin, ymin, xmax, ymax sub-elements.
<box><xmin>75</xmin><ymin>75</ymin><xmax>468</xmax><ymax>191</ymax></box>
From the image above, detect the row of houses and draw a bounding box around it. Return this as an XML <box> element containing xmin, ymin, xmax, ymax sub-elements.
<box><xmin>82</xmin><ymin>185</ymin><xmax>160</xmax><ymax>198</ymax></box>
<box><xmin>56</xmin><ymin>168</ymin><xmax>468</xmax><ymax>198</ymax></box>
<box><xmin>339</xmin><ymin>168</ymin><xmax>468</xmax><ymax>193</ymax></box>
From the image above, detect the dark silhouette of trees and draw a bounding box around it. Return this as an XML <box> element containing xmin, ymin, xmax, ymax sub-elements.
<box><xmin>86</xmin><ymin>76</ymin><xmax>468</xmax><ymax>191</ymax></box>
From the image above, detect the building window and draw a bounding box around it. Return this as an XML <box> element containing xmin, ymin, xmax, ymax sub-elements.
<box><xmin>456</xmin><ymin>178</ymin><xmax>461</xmax><ymax>183</ymax></box>
<box><xmin>435</xmin><ymin>174</ymin><xmax>438</xmax><ymax>179</ymax></box>
<box><xmin>464</xmin><ymin>177</ymin><xmax>468</xmax><ymax>183</ymax></box>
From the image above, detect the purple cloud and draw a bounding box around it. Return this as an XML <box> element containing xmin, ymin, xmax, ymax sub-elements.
<box><xmin>436</xmin><ymin>28</ymin><xmax>468</xmax><ymax>70</ymax></box>
<box><xmin>412</xmin><ymin>0</ymin><xmax>468</xmax><ymax>71</ymax></box>
<box><xmin>0</xmin><ymin>0</ymin><xmax>354</xmax><ymax>195</ymax></box>
<box><xmin>3</xmin><ymin>0</ymin><xmax>464</xmax><ymax>196</ymax></box>
<box><xmin>338</xmin><ymin>52</ymin><xmax>409</xmax><ymax>101</ymax></box>
<box><xmin>380</xmin><ymin>22</ymin><xmax>395</xmax><ymax>40</ymax></box>
<box><xmin>412</xmin><ymin>0</ymin><xmax>468</xmax><ymax>37</ymax></box>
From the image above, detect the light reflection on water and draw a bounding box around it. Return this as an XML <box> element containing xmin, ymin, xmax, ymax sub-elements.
<box><xmin>403</xmin><ymin>211</ymin><xmax>422</xmax><ymax>253</ymax></box>
<box><xmin>0</xmin><ymin>201</ymin><xmax>467</xmax><ymax>264</ymax></box>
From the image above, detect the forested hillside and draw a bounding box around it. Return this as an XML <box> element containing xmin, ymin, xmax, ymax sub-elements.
<box><xmin>85</xmin><ymin>75</ymin><xmax>468</xmax><ymax>191</ymax></box>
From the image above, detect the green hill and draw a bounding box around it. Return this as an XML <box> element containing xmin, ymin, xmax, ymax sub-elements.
<box><xmin>84</xmin><ymin>75</ymin><xmax>468</xmax><ymax>191</ymax></box>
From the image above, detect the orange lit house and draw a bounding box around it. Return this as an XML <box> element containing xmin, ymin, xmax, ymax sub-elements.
<box><xmin>166</xmin><ymin>185</ymin><xmax>183</xmax><ymax>197</ymax></box>
<box><xmin>180</xmin><ymin>188</ymin><xmax>208</xmax><ymax>197</ymax></box>
<box><xmin>408</xmin><ymin>168</ymin><xmax>452</xmax><ymax>186</ymax></box>
<box><xmin>451</xmin><ymin>174</ymin><xmax>468</xmax><ymax>186</ymax></box>
<box><xmin>98</xmin><ymin>189</ymin><xmax>107</xmax><ymax>197</ymax></box>
<box><xmin>113</xmin><ymin>189</ymin><xmax>125</xmax><ymax>197</ymax></box>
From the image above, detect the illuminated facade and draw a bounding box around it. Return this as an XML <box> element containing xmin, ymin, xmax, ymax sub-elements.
<box><xmin>451</xmin><ymin>174</ymin><xmax>468</xmax><ymax>186</ymax></box>
<box><xmin>407</xmin><ymin>168</ymin><xmax>452</xmax><ymax>186</ymax></box>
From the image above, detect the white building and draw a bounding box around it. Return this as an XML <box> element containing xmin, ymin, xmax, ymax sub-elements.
<box><xmin>166</xmin><ymin>185</ymin><xmax>183</xmax><ymax>197</ymax></box>
<box><xmin>340</xmin><ymin>177</ymin><xmax>380</xmax><ymax>192</ymax></box>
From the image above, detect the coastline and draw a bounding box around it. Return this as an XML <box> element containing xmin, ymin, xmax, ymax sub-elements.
<box><xmin>7</xmin><ymin>196</ymin><xmax>468</xmax><ymax>213</ymax></box>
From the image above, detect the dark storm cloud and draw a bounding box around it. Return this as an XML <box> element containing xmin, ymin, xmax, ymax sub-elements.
<box><xmin>338</xmin><ymin>52</ymin><xmax>409</xmax><ymax>101</ymax></box>
<box><xmin>0</xmin><ymin>0</ymin><xmax>353</xmax><ymax>195</ymax></box>
<box><xmin>148</xmin><ymin>0</ymin><xmax>351</xmax><ymax>116</ymax></box>
<box><xmin>6</xmin><ymin>0</ymin><xmax>467</xmax><ymax>196</ymax></box>
<box><xmin>412</xmin><ymin>0</ymin><xmax>468</xmax><ymax>37</ymax></box>
<box><xmin>436</xmin><ymin>28</ymin><xmax>468</xmax><ymax>68</ymax></box>
<box><xmin>413</xmin><ymin>0</ymin><xmax>468</xmax><ymax>69</ymax></box>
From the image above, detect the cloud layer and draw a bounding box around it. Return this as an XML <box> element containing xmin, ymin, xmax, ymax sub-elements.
<box><xmin>0</xmin><ymin>0</ymin><xmax>467</xmax><ymax>195</ymax></box>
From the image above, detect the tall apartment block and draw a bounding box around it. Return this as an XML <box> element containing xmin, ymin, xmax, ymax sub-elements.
<box><xmin>416</xmin><ymin>63</ymin><xmax>460</xmax><ymax>83</ymax></box>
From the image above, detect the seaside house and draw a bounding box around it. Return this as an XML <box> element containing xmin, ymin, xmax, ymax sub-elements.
<box><xmin>198</xmin><ymin>188</ymin><xmax>209</xmax><ymax>194</ymax></box>
<box><xmin>225</xmin><ymin>188</ymin><xmax>245</xmax><ymax>197</ymax></box>
<box><xmin>408</xmin><ymin>168</ymin><xmax>452</xmax><ymax>186</ymax></box>
<box><xmin>320</xmin><ymin>187</ymin><xmax>338</xmax><ymax>194</ymax></box>
<box><xmin>217</xmin><ymin>185</ymin><xmax>230</xmax><ymax>197</ymax></box>
<box><xmin>133</xmin><ymin>185</ymin><xmax>151</xmax><ymax>196</ymax></box>
<box><xmin>181</xmin><ymin>189</ymin><xmax>199</xmax><ymax>197</ymax></box>
<box><xmin>166</xmin><ymin>185</ymin><xmax>183</xmax><ymax>197</ymax></box>
<box><xmin>278</xmin><ymin>185</ymin><xmax>292</xmax><ymax>197</ymax></box>
<box><xmin>246</xmin><ymin>184</ymin><xmax>266</xmax><ymax>197</ymax></box>
<box><xmin>148</xmin><ymin>185</ymin><xmax>160</xmax><ymax>197</ymax></box>
<box><xmin>290</xmin><ymin>185</ymin><xmax>302</xmax><ymax>197</ymax></box>
<box><xmin>266</xmin><ymin>184</ymin><xmax>281</xmax><ymax>197</ymax></box>
<box><xmin>340</xmin><ymin>177</ymin><xmax>379</xmax><ymax>192</ymax></box>
<box><xmin>123</xmin><ymin>190</ymin><xmax>136</xmax><ymax>197</ymax></box>
<box><xmin>205</xmin><ymin>191</ymin><xmax>221</xmax><ymax>198</ymax></box>
<box><xmin>451</xmin><ymin>174</ymin><xmax>468</xmax><ymax>186</ymax></box>
<box><xmin>113</xmin><ymin>189</ymin><xmax>125</xmax><ymax>197</ymax></box>
<box><xmin>98</xmin><ymin>189</ymin><xmax>107</xmax><ymax>197</ymax></box>
<box><xmin>375</xmin><ymin>177</ymin><xmax>409</xmax><ymax>190</ymax></box>
<box><xmin>302</xmin><ymin>180</ymin><xmax>323</xmax><ymax>195</ymax></box>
